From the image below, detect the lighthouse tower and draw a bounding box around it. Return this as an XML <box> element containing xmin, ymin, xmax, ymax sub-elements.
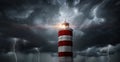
<box><xmin>58</xmin><ymin>21</ymin><xmax>73</xmax><ymax>62</ymax></box>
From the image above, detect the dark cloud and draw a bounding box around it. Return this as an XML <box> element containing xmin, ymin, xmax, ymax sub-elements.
<box><xmin>0</xmin><ymin>0</ymin><xmax>120</xmax><ymax>62</ymax></box>
<box><xmin>0</xmin><ymin>0</ymin><xmax>119</xmax><ymax>52</ymax></box>
<box><xmin>75</xmin><ymin>44</ymin><xmax>120</xmax><ymax>57</ymax></box>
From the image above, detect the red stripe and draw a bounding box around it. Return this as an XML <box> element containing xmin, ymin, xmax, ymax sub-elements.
<box><xmin>58</xmin><ymin>52</ymin><xmax>73</xmax><ymax>57</ymax></box>
<box><xmin>58</xmin><ymin>30</ymin><xmax>72</xmax><ymax>36</ymax></box>
<box><xmin>58</xmin><ymin>41</ymin><xmax>72</xmax><ymax>46</ymax></box>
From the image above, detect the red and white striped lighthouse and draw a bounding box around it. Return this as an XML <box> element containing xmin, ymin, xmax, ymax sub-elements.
<box><xmin>58</xmin><ymin>21</ymin><xmax>73</xmax><ymax>62</ymax></box>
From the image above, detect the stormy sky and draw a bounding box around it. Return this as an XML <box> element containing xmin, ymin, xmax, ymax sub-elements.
<box><xmin>0</xmin><ymin>0</ymin><xmax>120</xmax><ymax>62</ymax></box>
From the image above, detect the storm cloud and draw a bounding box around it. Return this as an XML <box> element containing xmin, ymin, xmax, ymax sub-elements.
<box><xmin>0</xmin><ymin>0</ymin><xmax>120</xmax><ymax>62</ymax></box>
<box><xmin>75</xmin><ymin>44</ymin><xmax>120</xmax><ymax>57</ymax></box>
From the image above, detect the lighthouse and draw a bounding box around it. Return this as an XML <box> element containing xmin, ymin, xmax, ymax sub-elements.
<box><xmin>58</xmin><ymin>21</ymin><xmax>73</xmax><ymax>62</ymax></box>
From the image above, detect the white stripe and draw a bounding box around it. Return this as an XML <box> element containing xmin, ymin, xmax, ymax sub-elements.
<box><xmin>59</xmin><ymin>57</ymin><xmax>73</xmax><ymax>62</ymax></box>
<box><xmin>58</xmin><ymin>46</ymin><xmax>72</xmax><ymax>52</ymax></box>
<box><xmin>58</xmin><ymin>35</ymin><xmax>72</xmax><ymax>41</ymax></box>
<box><xmin>59</xmin><ymin>28</ymin><xmax>73</xmax><ymax>31</ymax></box>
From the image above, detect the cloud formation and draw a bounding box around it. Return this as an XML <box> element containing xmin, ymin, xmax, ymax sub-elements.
<box><xmin>0</xmin><ymin>0</ymin><xmax>120</xmax><ymax>53</ymax></box>
<box><xmin>76</xmin><ymin>44</ymin><xmax>120</xmax><ymax>57</ymax></box>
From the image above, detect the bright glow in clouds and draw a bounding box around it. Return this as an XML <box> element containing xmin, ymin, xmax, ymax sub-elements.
<box><xmin>56</xmin><ymin>1</ymin><xmax>105</xmax><ymax>30</ymax></box>
<box><xmin>33</xmin><ymin>3</ymin><xmax>82</xmax><ymax>30</ymax></box>
<box><xmin>33</xmin><ymin>1</ymin><xmax>106</xmax><ymax>30</ymax></box>
<box><xmin>32</xmin><ymin>0</ymin><xmax>108</xmax><ymax>40</ymax></box>
<box><xmin>58</xmin><ymin>4</ymin><xmax>80</xmax><ymax>21</ymax></box>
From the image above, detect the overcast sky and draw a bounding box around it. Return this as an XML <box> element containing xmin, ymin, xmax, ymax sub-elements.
<box><xmin>0</xmin><ymin>0</ymin><xmax>120</xmax><ymax>62</ymax></box>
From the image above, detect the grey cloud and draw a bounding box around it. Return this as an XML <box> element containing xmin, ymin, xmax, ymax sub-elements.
<box><xmin>76</xmin><ymin>44</ymin><xmax>120</xmax><ymax>57</ymax></box>
<box><xmin>0</xmin><ymin>0</ymin><xmax>119</xmax><ymax>54</ymax></box>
